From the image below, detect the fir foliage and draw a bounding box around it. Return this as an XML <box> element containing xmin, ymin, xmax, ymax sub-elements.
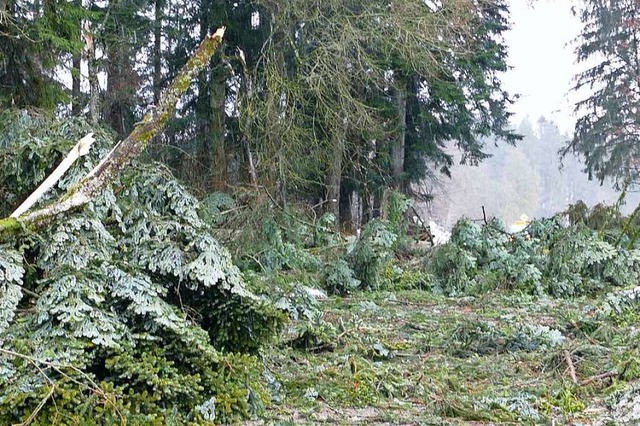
<box><xmin>428</xmin><ymin>215</ymin><xmax>640</xmax><ymax>297</ymax></box>
<box><xmin>568</xmin><ymin>0</ymin><xmax>640</xmax><ymax>185</ymax></box>
<box><xmin>0</xmin><ymin>110</ymin><xmax>283</xmax><ymax>423</ymax></box>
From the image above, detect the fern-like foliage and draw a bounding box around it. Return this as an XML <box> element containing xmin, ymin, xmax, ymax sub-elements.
<box><xmin>0</xmin><ymin>246</ymin><xmax>24</xmax><ymax>335</ymax></box>
<box><xmin>347</xmin><ymin>219</ymin><xmax>396</xmax><ymax>289</ymax></box>
<box><xmin>429</xmin><ymin>216</ymin><xmax>640</xmax><ymax>297</ymax></box>
<box><xmin>0</xmin><ymin>110</ymin><xmax>284</xmax><ymax>424</ymax></box>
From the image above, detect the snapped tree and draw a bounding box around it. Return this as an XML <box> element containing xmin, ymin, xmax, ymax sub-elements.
<box><xmin>0</xmin><ymin>28</ymin><xmax>284</xmax><ymax>424</ymax></box>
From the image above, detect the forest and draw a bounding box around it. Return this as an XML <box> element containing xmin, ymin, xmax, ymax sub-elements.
<box><xmin>2</xmin><ymin>0</ymin><xmax>640</xmax><ymax>424</ymax></box>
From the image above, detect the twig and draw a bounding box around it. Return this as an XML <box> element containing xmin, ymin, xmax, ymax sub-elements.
<box><xmin>580</xmin><ymin>371</ymin><xmax>617</xmax><ymax>386</ymax></box>
<box><xmin>216</xmin><ymin>205</ymin><xmax>248</xmax><ymax>216</ymax></box>
<box><xmin>317</xmin><ymin>395</ymin><xmax>343</xmax><ymax>416</ymax></box>
<box><xmin>244</xmin><ymin>253</ymin><xmax>267</xmax><ymax>272</ymax></box>
<box><xmin>564</xmin><ymin>350</ymin><xmax>578</xmax><ymax>384</ymax></box>
<box><xmin>306</xmin><ymin>241</ymin><xmax>351</xmax><ymax>253</ymax></box>
<box><xmin>15</xmin><ymin>385</ymin><xmax>55</xmax><ymax>426</ymax></box>
<box><xmin>11</xmin><ymin>350</ymin><xmax>55</xmax><ymax>426</ymax></box>
<box><xmin>0</xmin><ymin>347</ymin><xmax>123</xmax><ymax>424</ymax></box>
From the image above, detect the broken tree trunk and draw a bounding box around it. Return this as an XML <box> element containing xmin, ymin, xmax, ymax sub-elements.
<box><xmin>0</xmin><ymin>28</ymin><xmax>226</xmax><ymax>237</ymax></box>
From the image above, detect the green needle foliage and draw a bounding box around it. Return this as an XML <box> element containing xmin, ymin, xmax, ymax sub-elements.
<box><xmin>429</xmin><ymin>215</ymin><xmax>640</xmax><ymax>298</ymax></box>
<box><xmin>0</xmin><ymin>110</ymin><xmax>284</xmax><ymax>424</ymax></box>
<box><xmin>568</xmin><ymin>0</ymin><xmax>640</xmax><ymax>185</ymax></box>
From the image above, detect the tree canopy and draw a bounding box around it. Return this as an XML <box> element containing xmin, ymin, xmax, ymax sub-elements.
<box><xmin>0</xmin><ymin>0</ymin><xmax>520</xmax><ymax>227</ymax></box>
<box><xmin>568</xmin><ymin>0</ymin><xmax>640</xmax><ymax>186</ymax></box>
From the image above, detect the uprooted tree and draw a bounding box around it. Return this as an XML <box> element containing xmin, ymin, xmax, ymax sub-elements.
<box><xmin>0</xmin><ymin>28</ymin><xmax>285</xmax><ymax>424</ymax></box>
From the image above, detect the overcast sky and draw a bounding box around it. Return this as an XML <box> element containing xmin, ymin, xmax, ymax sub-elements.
<box><xmin>502</xmin><ymin>0</ymin><xmax>583</xmax><ymax>135</ymax></box>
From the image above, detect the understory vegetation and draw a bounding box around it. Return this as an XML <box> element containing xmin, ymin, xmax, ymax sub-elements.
<box><xmin>207</xmin><ymin>177</ymin><xmax>640</xmax><ymax>424</ymax></box>
<box><xmin>235</xmin><ymin>200</ymin><xmax>640</xmax><ymax>425</ymax></box>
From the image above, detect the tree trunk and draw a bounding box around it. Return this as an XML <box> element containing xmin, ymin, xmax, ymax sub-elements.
<box><xmin>373</xmin><ymin>187</ymin><xmax>383</xmax><ymax>219</ymax></box>
<box><xmin>105</xmin><ymin>41</ymin><xmax>136</xmax><ymax>139</ymax></box>
<box><xmin>339</xmin><ymin>183</ymin><xmax>353</xmax><ymax>233</ymax></box>
<box><xmin>325</xmin><ymin>135</ymin><xmax>344</xmax><ymax>219</ymax></box>
<box><xmin>392</xmin><ymin>79</ymin><xmax>407</xmax><ymax>191</ymax></box>
<box><xmin>0</xmin><ymin>29</ymin><xmax>227</xmax><ymax>235</ymax></box>
<box><xmin>239</xmin><ymin>56</ymin><xmax>258</xmax><ymax>189</ymax></box>
<box><xmin>72</xmin><ymin>52</ymin><xmax>81</xmax><ymax>115</ymax></box>
<box><xmin>209</xmin><ymin>62</ymin><xmax>227</xmax><ymax>190</ymax></box>
<box><xmin>71</xmin><ymin>0</ymin><xmax>82</xmax><ymax>116</ymax></box>
<box><xmin>83</xmin><ymin>20</ymin><xmax>100</xmax><ymax>126</ymax></box>
<box><xmin>153</xmin><ymin>0</ymin><xmax>164</xmax><ymax>105</ymax></box>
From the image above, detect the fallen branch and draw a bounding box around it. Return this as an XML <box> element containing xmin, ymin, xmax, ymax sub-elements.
<box><xmin>564</xmin><ymin>350</ymin><xmax>577</xmax><ymax>384</ymax></box>
<box><xmin>580</xmin><ymin>371</ymin><xmax>617</xmax><ymax>386</ymax></box>
<box><xmin>0</xmin><ymin>346</ymin><xmax>123</xmax><ymax>425</ymax></box>
<box><xmin>0</xmin><ymin>27</ymin><xmax>226</xmax><ymax>236</ymax></box>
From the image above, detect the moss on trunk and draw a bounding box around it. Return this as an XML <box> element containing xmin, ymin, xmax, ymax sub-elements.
<box><xmin>0</xmin><ymin>28</ymin><xmax>226</xmax><ymax>239</ymax></box>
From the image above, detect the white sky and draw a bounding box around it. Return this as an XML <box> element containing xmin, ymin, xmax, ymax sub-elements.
<box><xmin>502</xmin><ymin>0</ymin><xmax>583</xmax><ymax>135</ymax></box>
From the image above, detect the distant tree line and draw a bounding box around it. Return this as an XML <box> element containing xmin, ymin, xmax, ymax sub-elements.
<box><xmin>425</xmin><ymin>116</ymin><xmax>640</xmax><ymax>228</ymax></box>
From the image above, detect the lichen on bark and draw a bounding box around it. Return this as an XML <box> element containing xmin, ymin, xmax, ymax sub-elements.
<box><xmin>0</xmin><ymin>28</ymin><xmax>226</xmax><ymax>238</ymax></box>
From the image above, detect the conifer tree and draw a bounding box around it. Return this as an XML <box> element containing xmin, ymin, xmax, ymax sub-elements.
<box><xmin>568</xmin><ymin>0</ymin><xmax>640</xmax><ymax>185</ymax></box>
<box><xmin>0</xmin><ymin>0</ymin><xmax>86</xmax><ymax>109</ymax></box>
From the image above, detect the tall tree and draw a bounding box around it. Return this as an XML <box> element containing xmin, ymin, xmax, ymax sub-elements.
<box><xmin>100</xmin><ymin>0</ymin><xmax>149</xmax><ymax>139</ymax></box>
<box><xmin>568</xmin><ymin>0</ymin><xmax>640</xmax><ymax>185</ymax></box>
<box><xmin>247</xmin><ymin>0</ymin><xmax>519</xmax><ymax>223</ymax></box>
<box><xmin>403</xmin><ymin>1</ymin><xmax>520</xmax><ymax>183</ymax></box>
<box><xmin>0</xmin><ymin>0</ymin><xmax>85</xmax><ymax>109</ymax></box>
<box><xmin>153</xmin><ymin>0</ymin><xmax>266</xmax><ymax>192</ymax></box>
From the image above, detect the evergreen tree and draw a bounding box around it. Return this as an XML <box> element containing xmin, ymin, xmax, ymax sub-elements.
<box><xmin>247</xmin><ymin>0</ymin><xmax>519</xmax><ymax>223</ymax></box>
<box><xmin>404</xmin><ymin>0</ymin><xmax>520</xmax><ymax>183</ymax></box>
<box><xmin>568</xmin><ymin>0</ymin><xmax>640</xmax><ymax>185</ymax></box>
<box><xmin>0</xmin><ymin>0</ymin><xmax>87</xmax><ymax>109</ymax></box>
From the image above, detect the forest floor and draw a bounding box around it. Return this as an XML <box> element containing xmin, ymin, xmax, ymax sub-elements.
<box><xmin>251</xmin><ymin>286</ymin><xmax>640</xmax><ymax>425</ymax></box>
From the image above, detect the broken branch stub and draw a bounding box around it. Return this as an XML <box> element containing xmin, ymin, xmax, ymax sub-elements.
<box><xmin>10</xmin><ymin>133</ymin><xmax>95</xmax><ymax>218</ymax></box>
<box><xmin>0</xmin><ymin>27</ymin><xmax>226</xmax><ymax>234</ymax></box>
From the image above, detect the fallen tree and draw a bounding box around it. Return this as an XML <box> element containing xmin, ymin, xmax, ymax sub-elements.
<box><xmin>0</xmin><ymin>28</ymin><xmax>225</xmax><ymax>236</ymax></box>
<box><xmin>0</xmin><ymin>28</ymin><xmax>285</xmax><ymax>424</ymax></box>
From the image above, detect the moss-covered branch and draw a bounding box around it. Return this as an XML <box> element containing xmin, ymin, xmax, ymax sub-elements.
<box><xmin>0</xmin><ymin>28</ymin><xmax>226</xmax><ymax>236</ymax></box>
<box><xmin>0</xmin><ymin>217</ymin><xmax>22</xmax><ymax>236</ymax></box>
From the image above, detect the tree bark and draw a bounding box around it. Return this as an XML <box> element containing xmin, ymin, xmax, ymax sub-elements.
<box><xmin>325</xmin><ymin>133</ymin><xmax>344</xmax><ymax>219</ymax></box>
<box><xmin>209</xmin><ymin>62</ymin><xmax>227</xmax><ymax>190</ymax></box>
<box><xmin>105</xmin><ymin>23</ymin><xmax>136</xmax><ymax>139</ymax></box>
<box><xmin>339</xmin><ymin>183</ymin><xmax>353</xmax><ymax>233</ymax></box>
<box><xmin>392</xmin><ymin>79</ymin><xmax>407</xmax><ymax>191</ymax></box>
<box><xmin>72</xmin><ymin>52</ymin><xmax>81</xmax><ymax>115</ymax></box>
<box><xmin>83</xmin><ymin>20</ymin><xmax>100</xmax><ymax>126</ymax></box>
<box><xmin>71</xmin><ymin>0</ymin><xmax>82</xmax><ymax>116</ymax></box>
<box><xmin>153</xmin><ymin>0</ymin><xmax>164</xmax><ymax>105</ymax></box>
<box><xmin>0</xmin><ymin>29</ymin><xmax>227</xmax><ymax>236</ymax></box>
<box><xmin>238</xmin><ymin>53</ymin><xmax>258</xmax><ymax>189</ymax></box>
